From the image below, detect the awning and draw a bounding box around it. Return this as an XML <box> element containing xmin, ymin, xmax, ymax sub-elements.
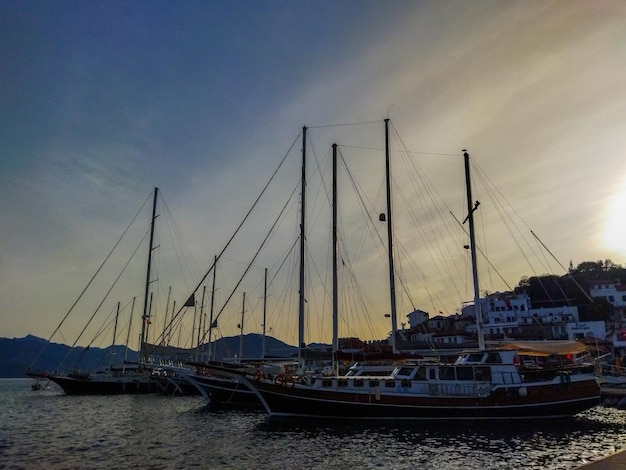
<box><xmin>499</xmin><ymin>341</ymin><xmax>589</xmax><ymax>356</ymax></box>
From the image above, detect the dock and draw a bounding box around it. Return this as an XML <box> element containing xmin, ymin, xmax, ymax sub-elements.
<box><xmin>577</xmin><ymin>449</ymin><xmax>626</xmax><ymax>469</ymax></box>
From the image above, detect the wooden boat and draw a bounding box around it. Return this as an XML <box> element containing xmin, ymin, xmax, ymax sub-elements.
<box><xmin>206</xmin><ymin>126</ymin><xmax>601</xmax><ymax>419</ymax></box>
<box><xmin>211</xmin><ymin>343</ymin><xmax>600</xmax><ymax>419</ymax></box>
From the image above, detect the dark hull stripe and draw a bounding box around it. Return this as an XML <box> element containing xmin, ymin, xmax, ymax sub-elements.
<box><xmin>48</xmin><ymin>376</ymin><xmax>158</xmax><ymax>395</ymax></box>
<box><xmin>250</xmin><ymin>379</ymin><xmax>601</xmax><ymax>419</ymax></box>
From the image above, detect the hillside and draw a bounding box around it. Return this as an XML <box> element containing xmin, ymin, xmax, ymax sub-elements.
<box><xmin>0</xmin><ymin>334</ymin><xmax>302</xmax><ymax>378</ymax></box>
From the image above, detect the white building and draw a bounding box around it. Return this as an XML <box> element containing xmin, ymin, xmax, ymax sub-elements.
<box><xmin>406</xmin><ymin>309</ymin><xmax>429</xmax><ymax>328</ymax></box>
<box><xmin>461</xmin><ymin>292</ymin><xmax>579</xmax><ymax>339</ymax></box>
<box><xmin>589</xmin><ymin>280</ymin><xmax>626</xmax><ymax>349</ymax></box>
<box><xmin>566</xmin><ymin>321</ymin><xmax>606</xmax><ymax>340</ymax></box>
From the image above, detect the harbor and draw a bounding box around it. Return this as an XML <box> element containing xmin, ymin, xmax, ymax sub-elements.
<box><xmin>3</xmin><ymin>378</ymin><xmax>626</xmax><ymax>470</ymax></box>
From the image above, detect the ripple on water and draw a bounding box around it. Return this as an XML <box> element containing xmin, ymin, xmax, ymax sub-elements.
<box><xmin>2</xmin><ymin>379</ymin><xmax>626</xmax><ymax>469</ymax></box>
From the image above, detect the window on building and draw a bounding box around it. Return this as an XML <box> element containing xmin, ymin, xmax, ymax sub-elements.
<box><xmin>609</xmin><ymin>296</ymin><xmax>615</xmax><ymax>302</ymax></box>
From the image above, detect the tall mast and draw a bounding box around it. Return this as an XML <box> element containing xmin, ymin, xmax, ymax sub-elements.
<box><xmin>161</xmin><ymin>286</ymin><xmax>172</xmax><ymax>346</ymax></box>
<box><xmin>262</xmin><ymin>267</ymin><xmax>267</xmax><ymax>359</ymax></box>
<box><xmin>124</xmin><ymin>297</ymin><xmax>136</xmax><ymax>371</ymax></box>
<box><xmin>384</xmin><ymin>119</ymin><xmax>399</xmax><ymax>354</ymax></box>
<box><xmin>298</xmin><ymin>126</ymin><xmax>307</xmax><ymax>366</ymax></box>
<box><xmin>196</xmin><ymin>285</ymin><xmax>206</xmax><ymax>361</ymax></box>
<box><xmin>239</xmin><ymin>292</ymin><xmax>246</xmax><ymax>360</ymax></box>
<box><xmin>207</xmin><ymin>255</ymin><xmax>217</xmax><ymax>362</ymax></box>
<box><xmin>112</xmin><ymin>301</ymin><xmax>120</xmax><ymax>347</ymax></box>
<box><xmin>332</xmin><ymin>143</ymin><xmax>339</xmax><ymax>365</ymax></box>
<box><xmin>140</xmin><ymin>187</ymin><xmax>158</xmax><ymax>361</ymax></box>
<box><xmin>463</xmin><ymin>150</ymin><xmax>485</xmax><ymax>350</ymax></box>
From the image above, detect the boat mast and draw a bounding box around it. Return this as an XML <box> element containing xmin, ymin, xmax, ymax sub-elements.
<box><xmin>463</xmin><ymin>150</ymin><xmax>485</xmax><ymax>350</ymax></box>
<box><xmin>384</xmin><ymin>119</ymin><xmax>399</xmax><ymax>354</ymax></box>
<box><xmin>161</xmin><ymin>286</ymin><xmax>172</xmax><ymax>346</ymax></box>
<box><xmin>262</xmin><ymin>267</ymin><xmax>267</xmax><ymax>359</ymax></box>
<box><xmin>207</xmin><ymin>255</ymin><xmax>217</xmax><ymax>362</ymax></box>
<box><xmin>112</xmin><ymin>301</ymin><xmax>120</xmax><ymax>347</ymax></box>
<box><xmin>298</xmin><ymin>126</ymin><xmax>307</xmax><ymax>367</ymax></box>
<box><xmin>140</xmin><ymin>187</ymin><xmax>158</xmax><ymax>362</ymax></box>
<box><xmin>332</xmin><ymin>143</ymin><xmax>339</xmax><ymax>368</ymax></box>
<box><xmin>124</xmin><ymin>297</ymin><xmax>136</xmax><ymax>370</ymax></box>
<box><xmin>196</xmin><ymin>285</ymin><xmax>206</xmax><ymax>361</ymax></box>
<box><xmin>111</xmin><ymin>301</ymin><xmax>120</xmax><ymax>366</ymax></box>
<box><xmin>239</xmin><ymin>292</ymin><xmax>246</xmax><ymax>360</ymax></box>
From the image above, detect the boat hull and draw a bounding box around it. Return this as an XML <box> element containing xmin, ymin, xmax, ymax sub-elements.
<box><xmin>46</xmin><ymin>374</ymin><xmax>159</xmax><ymax>395</ymax></box>
<box><xmin>186</xmin><ymin>374</ymin><xmax>262</xmax><ymax>408</ymax></box>
<box><xmin>247</xmin><ymin>377</ymin><xmax>601</xmax><ymax>420</ymax></box>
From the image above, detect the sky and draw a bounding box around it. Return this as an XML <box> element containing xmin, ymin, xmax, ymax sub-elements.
<box><xmin>2</xmin><ymin>0</ymin><xmax>626</xmax><ymax>351</ymax></box>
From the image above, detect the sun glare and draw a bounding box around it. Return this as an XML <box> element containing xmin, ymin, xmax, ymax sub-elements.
<box><xmin>605</xmin><ymin>182</ymin><xmax>626</xmax><ymax>257</ymax></box>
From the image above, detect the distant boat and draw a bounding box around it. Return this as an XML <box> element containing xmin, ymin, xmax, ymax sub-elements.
<box><xmin>205</xmin><ymin>125</ymin><xmax>601</xmax><ymax>419</ymax></box>
<box><xmin>27</xmin><ymin>189</ymin><xmax>163</xmax><ymax>395</ymax></box>
<box><xmin>32</xmin><ymin>363</ymin><xmax>158</xmax><ymax>395</ymax></box>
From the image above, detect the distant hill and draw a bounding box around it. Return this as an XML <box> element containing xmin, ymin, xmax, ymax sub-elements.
<box><xmin>0</xmin><ymin>334</ymin><xmax>308</xmax><ymax>378</ymax></box>
<box><xmin>1</xmin><ymin>335</ymin><xmax>138</xmax><ymax>378</ymax></box>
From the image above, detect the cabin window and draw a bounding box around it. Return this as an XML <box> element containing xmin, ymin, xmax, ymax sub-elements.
<box><xmin>414</xmin><ymin>367</ymin><xmax>427</xmax><ymax>381</ymax></box>
<box><xmin>322</xmin><ymin>380</ymin><xmax>333</xmax><ymax>387</ymax></box>
<box><xmin>384</xmin><ymin>380</ymin><xmax>396</xmax><ymax>388</ymax></box>
<box><xmin>439</xmin><ymin>367</ymin><xmax>456</xmax><ymax>380</ymax></box>
<box><xmin>474</xmin><ymin>367</ymin><xmax>491</xmax><ymax>382</ymax></box>
<box><xmin>396</xmin><ymin>367</ymin><xmax>414</xmax><ymax>377</ymax></box>
<box><xmin>429</xmin><ymin>369</ymin><xmax>436</xmax><ymax>380</ymax></box>
<box><xmin>486</xmin><ymin>353</ymin><xmax>502</xmax><ymax>364</ymax></box>
<box><xmin>354</xmin><ymin>379</ymin><xmax>364</xmax><ymax>387</ymax></box>
<box><xmin>401</xmin><ymin>379</ymin><xmax>411</xmax><ymax>388</ymax></box>
<box><xmin>337</xmin><ymin>380</ymin><xmax>348</xmax><ymax>388</ymax></box>
<box><xmin>456</xmin><ymin>367</ymin><xmax>473</xmax><ymax>381</ymax></box>
<box><xmin>369</xmin><ymin>380</ymin><xmax>380</xmax><ymax>387</ymax></box>
<box><xmin>466</xmin><ymin>353</ymin><xmax>485</xmax><ymax>363</ymax></box>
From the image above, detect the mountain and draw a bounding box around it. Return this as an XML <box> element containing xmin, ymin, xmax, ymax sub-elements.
<box><xmin>1</xmin><ymin>334</ymin><xmax>307</xmax><ymax>378</ymax></box>
<box><xmin>208</xmin><ymin>333</ymin><xmax>299</xmax><ymax>360</ymax></box>
<box><xmin>0</xmin><ymin>335</ymin><xmax>138</xmax><ymax>378</ymax></box>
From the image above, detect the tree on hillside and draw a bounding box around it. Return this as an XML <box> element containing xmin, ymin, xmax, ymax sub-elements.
<box><xmin>571</xmin><ymin>259</ymin><xmax>626</xmax><ymax>281</ymax></box>
<box><xmin>515</xmin><ymin>275</ymin><xmax>575</xmax><ymax>307</ymax></box>
<box><xmin>583</xmin><ymin>296</ymin><xmax>613</xmax><ymax>322</ymax></box>
<box><xmin>515</xmin><ymin>259</ymin><xmax>624</xmax><ymax>323</ymax></box>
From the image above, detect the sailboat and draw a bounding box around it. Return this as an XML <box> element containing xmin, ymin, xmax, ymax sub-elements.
<box><xmin>177</xmin><ymin>132</ymin><xmax>312</xmax><ymax>408</ymax></box>
<box><xmin>27</xmin><ymin>189</ymin><xmax>163</xmax><ymax>395</ymax></box>
<box><xmin>202</xmin><ymin>123</ymin><xmax>601</xmax><ymax>419</ymax></box>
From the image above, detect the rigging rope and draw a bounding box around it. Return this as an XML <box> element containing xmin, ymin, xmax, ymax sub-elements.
<box><xmin>145</xmin><ymin>132</ymin><xmax>302</xmax><ymax>356</ymax></box>
<box><xmin>28</xmin><ymin>191</ymin><xmax>153</xmax><ymax>370</ymax></box>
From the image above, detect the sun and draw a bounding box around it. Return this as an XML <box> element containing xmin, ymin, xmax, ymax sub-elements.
<box><xmin>604</xmin><ymin>182</ymin><xmax>626</xmax><ymax>258</ymax></box>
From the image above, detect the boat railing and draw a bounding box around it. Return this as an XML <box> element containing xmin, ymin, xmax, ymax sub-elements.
<box><xmin>600</xmin><ymin>363</ymin><xmax>626</xmax><ymax>378</ymax></box>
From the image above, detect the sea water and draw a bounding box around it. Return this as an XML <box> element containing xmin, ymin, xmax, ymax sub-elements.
<box><xmin>1</xmin><ymin>378</ymin><xmax>625</xmax><ymax>469</ymax></box>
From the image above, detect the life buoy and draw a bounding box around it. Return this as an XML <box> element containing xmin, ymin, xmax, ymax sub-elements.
<box><xmin>477</xmin><ymin>385</ymin><xmax>488</xmax><ymax>397</ymax></box>
<box><xmin>275</xmin><ymin>374</ymin><xmax>287</xmax><ymax>386</ymax></box>
<box><xmin>254</xmin><ymin>370</ymin><xmax>262</xmax><ymax>381</ymax></box>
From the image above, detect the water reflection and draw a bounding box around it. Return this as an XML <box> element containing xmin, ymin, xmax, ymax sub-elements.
<box><xmin>4</xmin><ymin>379</ymin><xmax>626</xmax><ymax>470</ymax></box>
